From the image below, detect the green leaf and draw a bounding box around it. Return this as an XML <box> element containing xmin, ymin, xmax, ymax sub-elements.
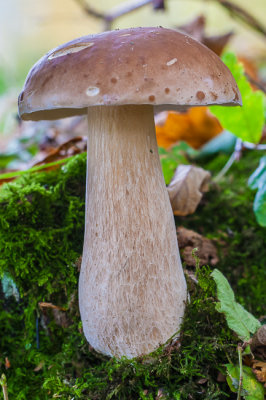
<box><xmin>225</xmin><ymin>364</ymin><xmax>265</xmax><ymax>400</ymax></box>
<box><xmin>159</xmin><ymin>142</ymin><xmax>196</xmax><ymax>184</ymax></box>
<box><xmin>253</xmin><ymin>185</ymin><xmax>266</xmax><ymax>227</ymax></box>
<box><xmin>196</xmin><ymin>130</ymin><xmax>236</xmax><ymax>159</ymax></box>
<box><xmin>210</xmin><ymin>53</ymin><xmax>264</xmax><ymax>143</ymax></box>
<box><xmin>211</xmin><ymin>269</ymin><xmax>261</xmax><ymax>341</ymax></box>
<box><xmin>248</xmin><ymin>156</ymin><xmax>266</xmax><ymax>227</ymax></box>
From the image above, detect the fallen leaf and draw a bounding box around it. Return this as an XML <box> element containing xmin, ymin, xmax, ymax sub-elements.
<box><xmin>33</xmin><ymin>136</ymin><xmax>86</xmax><ymax>167</ymax></box>
<box><xmin>38</xmin><ymin>302</ymin><xmax>66</xmax><ymax>311</ymax></box>
<box><xmin>167</xmin><ymin>165</ymin><xmax>211</xmax><ymax>216</ymax></box>
<box><xmin>179</xmin><ymin>15</ymin><xmax>205</xmax><ymax>43</ymax></box>
<box><xmin>38</xmin><ymin>301</ymin><xmax>73</xmax><ymax>328</ymax></box>
<box><xmin>34</xmin><ymin>361</ymin><xmax>45</xmax><ymax>372</ymax></box>
<box><xmin>178</xmin><ymin>15</ymin><xmax>233</xmax><ymax>56</ymax></box>
<box><xmin>252</xmin><ymin>360</ymin><xmax>266</xmax><ymax>387</ymax></box>
<box><xmin>250</xmin><ymin>325</ymin><xmax>266</xmax><ymax>349</ymax></box>
<box><xmin>0</xmin><ymin>136</ymin><xmax>87</xmax><ymax>186</ymax></box>
<box><xmin>52</xmin><ymin>309</ymin><xmax>71</xmax><ymax>329</ymax></box>
<box><xmin>197</xmin><ymin>378</ymin><xmax>208</xmax><ymax>385</ymax></box>
<box><xmin>5</xmin><ymin>357</ymin><xmax>10</xmax><ymax>369</ymax></box>
<box><xmin>217</xmin><ymin>371</ymin><xmax>227</xmax><ymax>382</ymax></box>
<box><xmin>177</xmin><ymin>227</ymin><xmax>219</xmax><ymax>267</ymax></box>
<box><xmin>203</xmin><ymin>32</ymin><xmax>233</xmax><ymax>57</ymax></box>
<box><xmin>156</xmin><ymin>107</ymin><xmax>222</xmax><ymax>150</ymax></box>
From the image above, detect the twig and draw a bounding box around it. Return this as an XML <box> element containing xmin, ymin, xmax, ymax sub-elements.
<box><xmin>105</xmin><ymin>0</ymin><xmax>152</xmax><ymax>22</ymax></box>
<box><xmin>237</xmin><ymin>345</ymin><xmax>243</xmax><ymax>400</ymax></box>
<box><xmin>0</xmin><ymin>374</ymin><xmax>8</xmax><ymax>400</ymax></box>
<box><xmin>217</xmin><ymin>0</ymin><xmax>266</xmax><ymax>37</ymax></box>
<box><xmin>184</xmin><ymin>0</ymin><xmax>266</xmax><ymax>37</ymax></box>
<box><xmin>74</xmin><ymin>0</ymin><xmax>153</xmax><ymax>31</ymax></box>
<box><xmin>215</xmin><ymin>137</ymin><xmax>266</xmax><ymax>181</ymax></box>
<box><xmin>242</xmin><ymin>141</ymin><xmax>266</xmax><ymax>150</ymax></box>
<box><xmin>75</xmin><ymin>0</ymin><xmax>266</xmax><ymax>37</ymax></box>
<box><xmin>74</xmin><ymin>0</ymin><xmax>105</xmax><ymax>19</ymax></box>
<box><xmin>244</xmin><ymin>73</ymin><xmax>266</xmax><ymax>94</ymax></box>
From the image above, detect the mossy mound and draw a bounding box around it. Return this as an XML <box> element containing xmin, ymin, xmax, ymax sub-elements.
<box><xmin>0</xmin><ymin>150</ymin><xmax>265</xmax><ymax>399</ymax></box>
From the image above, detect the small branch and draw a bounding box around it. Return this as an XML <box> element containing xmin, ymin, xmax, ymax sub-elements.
<box><xmin>105</xmin><ymin>0</ymin><xmax>152</xmax><ymax>21</ymax></box>
<box><xmin>244</xmin><ymin>73</ymin><xmax>266</xmax><ymax>94</ymax></box>
<box><xmin>184</xmin><ymin>0</ymin><xmax>266</xmax><ymax>37</ymax></box>
<box><xmin>217</xmin><ymin>0</ymin><xmax>266</xmax><ymax>37</ymax></box>
<box><xmin>74</xmin><ymin>0</ymin><xmax>153</xmax><ymax>31</ymax></box>
<box><xmin>74</xmin><ymin>0</ymin><xmax>106</xmax><ymax>19</ymax></box>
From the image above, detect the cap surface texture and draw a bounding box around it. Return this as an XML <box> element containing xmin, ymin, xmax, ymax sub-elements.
<box><xmin>18</xmin><ymin>27</ymin><xmax>241</xmax><ymax>120</ymax></box>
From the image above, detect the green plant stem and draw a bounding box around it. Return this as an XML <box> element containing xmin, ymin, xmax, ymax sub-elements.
<box><xmin>0</xmin><ymin>374</ymin><xmax>9</xmax><ymax>400</ymax></box>
<box><xmin>237</xmin><ymin>346</ymin><xmax>243</xmax><ymax>400</ymax></box>
<box><xmin>0</xmin><ymin>154</ymin><xmax>78</xmax><ymax>180</ymax></box>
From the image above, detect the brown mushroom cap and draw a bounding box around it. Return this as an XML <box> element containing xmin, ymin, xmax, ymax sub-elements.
<box><xmin>18</xmin><ymin>27</ymin><xmax>241</xmax><ymax>121</ymax></box>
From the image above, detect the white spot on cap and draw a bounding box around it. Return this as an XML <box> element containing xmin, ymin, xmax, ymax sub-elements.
<box><xmin>166</xmin><ymin>58</ymin><xmax>177</xmax><ymax>66</ymax></box>
<box><xmin>203</xmin><ymin>77</ymin><xmax>214</xmax><ymax>88</ymax></box>
<box><xmin>119</xmin><ymin>33</ymin><xmax>131</xmax><ymax>37</ymax></box>
<box><xmin>86</xmin><ymin>87</ymin><xmax>100</xmax><ymax>96</ymax></box>
<box><xmin>48</xmin><ymin>42</ymin><xmax>94</xmax><ymax>60</ymax></box>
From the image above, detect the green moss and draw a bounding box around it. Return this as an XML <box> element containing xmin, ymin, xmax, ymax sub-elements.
<box><xmin>0</xmin><ymin>150</ymin><xmax>264</xmax><ymax>399</ymax></box>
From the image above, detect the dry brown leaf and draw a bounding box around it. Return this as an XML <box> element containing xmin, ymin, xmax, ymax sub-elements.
<box><xmin>5</xmin><ymin>357</ymin><xmax>11</xmax><ymax>369</ymax></box>
<box><xmin>34</xmin><ymin>361</ymin><xmax>45</xmax><ymax>372</ymax></box>
<box><xmin>38</xmin><ymin>302</ymin><xmax>73</xmax><ymax>328</ymax></box>
<box><xmin>252</xmin><ymin>360</ymin><xmax>266</xmax><ymax>387</ymax></box>
<box><xmin>52</xmin><ymin>309</ymin><xmax>71</xmax><ymax>329</ymax></box>
<box><xmin>197</xmin><ymin>378</ymin><xmax>208</xmax><ymax>385</ymax></box>
<box><xmin>250</xmin><ymin>325</ymin><xmax>266</xmax><ymax>349</ymax></box>
<box><xmin>179</xmin><ymin>15</ymin><xmax>205</xmax><ymax>43</ymax></box>
<box><xmin>179</xmin><ymin>15</ymin><xmax>233</xmax><ymax>56</ymax></box>
<box><xmin>177</xmin><ymin>226</ymin><xmax>219</xmax><ymax>267</ymax></box>
<box><xmin>156</xmin><ymin>107</ymin><xmax>223</xmax><ymax>150</ymax></box>
<box><xmin>0</xmin><ymin>136</ymin><xmax>87</xmax><ymax>187</ymax></box>
<box><xmin>33</xmin><ymin>136</ymin><xmax>86</xmax><ymax>167</ymax></box>
<box><xmin>203</xmin><ymin>32</ymin><xmax>233</xmax><ymax>57</ymax></box>
<box><xmin>38</xmin><ymin>302</ymin><xmax>66</xmax><ymax>311</ymax></box>
<box><xmin>167</xmin><ymin>165</ymin><xmax>211</xmax><ymax>216</ymax></box>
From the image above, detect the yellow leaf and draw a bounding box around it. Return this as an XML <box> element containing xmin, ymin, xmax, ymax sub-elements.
<box><xmin>156</xmin><ymin>107</ymin><xmax>222</xmax><ymax>149</ymax></box>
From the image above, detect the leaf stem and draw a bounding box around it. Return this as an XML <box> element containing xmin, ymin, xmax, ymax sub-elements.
<box><xmin>237</xmin><ymin>345</ymin><xmax>243</xmax><ymax>400</ymax></box>
<box><xmin>214</xmin><ymin>150</ymin><xmax>237</xmax><ymax>181</ymax></box>
<box><xmin>0</xmin><ymin>374</ymin><xmax>9</xmax><ymax>400</ymax></box>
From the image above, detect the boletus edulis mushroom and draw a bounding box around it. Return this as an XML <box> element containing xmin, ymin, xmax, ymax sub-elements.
<box><xmin>18</xmin><ymin>27</ymin><xmax>241</xmax><ymax>358</ymax></box>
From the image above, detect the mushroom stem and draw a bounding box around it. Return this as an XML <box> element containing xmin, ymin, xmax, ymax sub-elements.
<box><xmin>79</xmin><ymin>104</ymin><xmax>187</xmax><ymax>358</ymax></box>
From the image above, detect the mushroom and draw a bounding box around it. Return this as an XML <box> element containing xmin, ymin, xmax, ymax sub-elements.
<box><xmin>18</xmin><ymin>27</ymin><xmax>241</xmax><ymax>358</ymax></box>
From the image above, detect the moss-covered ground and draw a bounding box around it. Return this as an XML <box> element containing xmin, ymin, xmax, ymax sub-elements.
<box><xmin>0</xmin><ymin>149</ymin><xmax>265</xmax><ymax>399</ymax></box>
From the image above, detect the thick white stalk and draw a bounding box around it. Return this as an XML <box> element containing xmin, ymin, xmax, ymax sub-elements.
<box><xmin>79</xmin><ymin>105</ymin><xmax>187</xmax><ymax>358</ymax></box>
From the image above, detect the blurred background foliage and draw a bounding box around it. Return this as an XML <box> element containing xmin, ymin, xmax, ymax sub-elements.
<box><xmin>0</xmin><ymin>0</ymin><xmax>265</xmax><ymax>154</ymax></box>
<box><xmin>0</xmin><ymin>0</ymin><xmax>266</xmax><ymax>89</ymax></box>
